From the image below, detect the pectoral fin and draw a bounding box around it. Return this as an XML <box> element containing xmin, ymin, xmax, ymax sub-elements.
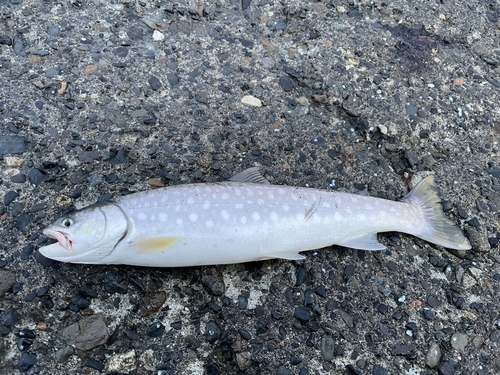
<box><xmin>133</xmin><ymin>237</ymin><xmax>180</xmax><ymax>253</ymax></box>
<box><xmin>338</xmin><ymin>234</ymin><xmax>386</xmax><ymax>251</ymax></box>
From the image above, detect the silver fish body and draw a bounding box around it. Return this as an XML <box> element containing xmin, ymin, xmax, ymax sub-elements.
<box><xmin>39</xmin><ymin>169</ymin><xmax>471</xmax><ymax>266</ymax></box>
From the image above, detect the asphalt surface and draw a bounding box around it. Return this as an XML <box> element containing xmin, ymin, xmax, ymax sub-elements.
<box><xmin>1</xmin><ymin>0</ymin><xmax>500</xmax><ymax>374</ymax></box>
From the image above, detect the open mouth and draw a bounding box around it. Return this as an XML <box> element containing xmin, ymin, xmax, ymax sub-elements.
<box><xmin>43</xmin><ymin>229</ymin><xmax>73</xmax><ymax>250</ymax></box>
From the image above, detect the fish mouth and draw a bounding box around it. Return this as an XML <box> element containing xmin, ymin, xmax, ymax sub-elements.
<box><xmin>42</xmin><ymin>228</ymin><xmax>73</xmax><ymax>250</ymax></box>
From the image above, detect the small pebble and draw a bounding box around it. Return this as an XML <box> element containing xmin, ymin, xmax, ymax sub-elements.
<box><xmin>425</xmin><ymin>341</ymin><xmax>441</xmax><ymax>368</ymax></box>
<box><xmin>450</xmin><ymin>332</ymin><xmax>468</xmax><ymax>352</ymax></box>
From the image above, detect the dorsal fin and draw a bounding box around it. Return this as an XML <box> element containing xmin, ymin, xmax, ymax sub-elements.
<box><xmin>229</xmin><ymin>167</ymin><xmax>270</xmax><ymax>184</ymax></box>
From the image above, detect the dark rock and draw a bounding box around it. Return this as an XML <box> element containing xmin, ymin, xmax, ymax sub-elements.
<box><xmin>114</xmin><ymin>46</ymin><xmax>128</xmax><ymax>57</ymax></box>
<box><xmin>439</xmin><ymin>361</ymin><xmax>455</xmax><ymax>375</ymax></box>
<box><xmin>339</xmin><ymin>309</ymin><xmax>354</xmax><ymax>328</ymax></box>
<box><xmin>304</xmin><ymin>289</ymin><xmax>314</xmax><ymax>306</ymax></box>
<box><xmin>167</xmin><ymin>73</ymin><xmax>179</xmax><ymax>86</ymax></box>
<box><xmin>314</xmin><ymin>285</ymin><xmax>327</xmax><ymax>298</ymax></box>
<box><xmin>294</xmin><ymin>307</ymin><xmax>310</xmax><ymax>323</ymax></box>
<box><xmin>13</xmin><ymin>37</ymin><xmax>25</xmax><ymax>56</ymax></box>
<box><xmin>61</xmin><ymin>314</ymin><xmax>109</xmax><ymax>350</ymax></box>
<box><xmin>110</xmin><ymin>149</ymin><xmax>127</xmax><ymax>165</ymax></box>
<box><xmin>205</xmin><ymin>321</ymin><xmax>221</xmax><ymax>343</ymax></box>
<box><xmin>17</xmin><ymin>338</ymin><xmax>32</xmax><ymax>351</ymax></box>
<box><xmin>0</xmin><ymin>270</ymin><xmax>16</xmax><ymax>297</ymax></box>
<box><xmin>17</xmin><ymin>213</ymin><xmax>31</xmax><ymax>230</ymax></box>
<box><xmin>427</xmin><ymin>295</ymin><xmax>443</xmax><ymax>308</ymax></box>
<box><xmin>238</xmin><ymin>329</ymin><xmax>251</xmax><ymax>340</ymax></box>
<box><xmin>295</xmin><ymin>266</ymin><xmax>306</xmax><ymax>286</ymax></box>
<box><xmin>28</xmin><ymin>169</ymin><xmax>47</xmax><ymax>186</ymax></box>
<box><xmin>279</xmin><ymin>76</ymin><xmax>295</xmax><ymax>92</ymax></box>
<box><xmin>0</xmin><ymin>136</ymin><xmax>26</xmax><ymax>159</ymax></box>
<box><xmin>18</xmin><ymin>329</ymin><xmax>36</xmax><ymax>339</ymax></box>
<box><xmin>0</xmin><ymin>35</ymin><xmax>12</xmax><ymax>45</ymax></box>
<box><xmin>4</xmin><ymin>191</ymin><xmax>18</xmax><ymax>206</ymax></box>
<box><xmin>148</xmin><ymin>75</ymin><xmax>162</xmax><ymax>90</ymax></box>
<box><xmin>206</xmin><ymin>363</ymin><xmax>221</xmax><ymax>375</ymax></box>
<box><xmin>468</xmin><ymin>217</ymin><xmax>481</xmax><ymax>228</ymax></box>
<box><xmin>372</xmin><ymin>364</ymin><xmax>389</xmax><ymax>375</ymax></box>
<box><xmin>277</xmin><ymin>366</ymin><xmax>292</xmax><ymax>375</ymax></box>
<box><xmin>85</xmin><ymin>358</ymin><xmax>105</xmax><ymax>371</ymax></box>
<box><xmin>146</xmin><ymin>322</ymin><xmax>165</xmax><ymax>337</ymax></box>
<box><xmin>377</xmin><ymin>303</ymin><xmax>388</xmax><ymax>314</ymax></box>
<box><xmin>1</xmin><ymin>307</ymin><xmax>20</xmax><ymax>327</ymax></box>
<box><xmin>242</xmin><ymin>0</ymin><xmax>252</xmax><ymax>11</ymax></box>
<box><xmin>201</xmin><ymin>267</ymin><xmax>225</xmax><ymax>296</ymax></box>
<box><xmin>18</xmin><ymin>352</ymin><xmax>36</xmax><ymax>372</ymax></box>
<box><xmin>344</xmin><ymin>264</ymin><xmax>356</xmax><ymax>277</ymax></box>
<box><xmin>391</xmin><ymin>343</ymin><xmax>415</xmax><ymax>356</ymax></box>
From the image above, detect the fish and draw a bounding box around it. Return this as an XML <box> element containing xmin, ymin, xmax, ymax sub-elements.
<box><xmin>39</xmin><ymin>168</ymin><xmax>471</xmax><ymax>267</ymax></box>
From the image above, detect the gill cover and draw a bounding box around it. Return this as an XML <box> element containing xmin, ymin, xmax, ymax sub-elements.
<box><xmin>39</xmin><ymin>204</ymin><xmax>128</xmax><ymax>264</ymax></box>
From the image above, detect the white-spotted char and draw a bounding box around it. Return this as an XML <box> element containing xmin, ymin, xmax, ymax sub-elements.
<box><xmin>39</xmin><ymin>168</ymin><xmax>471</xmax><ymax>267</ymax></box>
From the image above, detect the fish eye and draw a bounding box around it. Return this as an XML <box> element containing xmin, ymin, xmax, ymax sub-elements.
<box><xmin>62</xmin><ymin>218</ymin><xmax>73</xmax><ymax>228</ymax></box>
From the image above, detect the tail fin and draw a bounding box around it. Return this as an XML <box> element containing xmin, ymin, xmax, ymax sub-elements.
<box><xmin>403</xmin><ymin>176</ymin><xmax>471</xmax><ymax>250</ymax></box>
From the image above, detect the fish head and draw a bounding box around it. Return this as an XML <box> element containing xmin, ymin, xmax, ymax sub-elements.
<box><xmin>39</xmin><ymin>203</ymin><xmax>128</xmax><ymax>264</ymax></box>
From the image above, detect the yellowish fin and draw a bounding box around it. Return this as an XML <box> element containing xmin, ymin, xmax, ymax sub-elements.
<box><xmin>133</xmin><ymin>237</ymin><xmax>180</xmax><ymax>253</ymax></box>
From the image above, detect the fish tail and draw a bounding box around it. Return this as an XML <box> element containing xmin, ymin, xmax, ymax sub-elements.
<box><xmin>402</xmin><ymin>175</ymin><xmax>471</xmax><ymax>250</ymax></box>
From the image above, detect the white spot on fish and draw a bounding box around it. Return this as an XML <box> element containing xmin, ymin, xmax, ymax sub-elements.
<box><xmin>268</xmin><ymin>192</ymin><xmax>275</xmax><ymax>199</ymax></box>
<box><xmin>241</xmin><ymin>216</ymin><xmax>247</xmax><ymax>224</ymax></box>
<box><xmin>138</xmin><ymin>213</ymin><xmax>147</xmax><ymax>221</ymax></box>
<box><xmin>150</xmin><ymin>214</ymin><xmax>155</xmax><ymax>221</ymax></box>
<box><xmin>258</xmin><ymin>199</ymin><xmax>264</xmax><ymax>206</ymax></box>
<box><xmin>364</xmin><ymin>204</ymin><xmax>373</xmax><ymax>210</ymax></box>
<box><xmin>187</xmin><ymin>197</ymin><xmax>195</xmax><ymax>204</ymax></box>
<box><xmin>292</xmin><ymin>195</ymin><xmax>298</xmax><ymax>201</ymax></box>
<box><xmin>205</xmin><ymin>220</ymin><xmax>214</xmax><ymax>227</ymax></box>
<box><xmin>270</xmin><ymin>212</ymin><xmax>278</xmax><ymax>222</ymax></box>
<box><xmin>159</xmin><ymin>213</ymin><xmax>168</xmax><ymax>222</ymax></box>
<box><xmin>345</xmin><ymin>208</ymin><xmax>352</xmax><ymax>215</ymax></box>
<box><xmin>390</xmin><ymin>207</ymin><xmax>396</xmax><ymax>212</ymax></box>
<box><xmin>203</xmin><ymin>202</ymin><xmax>210</xmax><ymax>210</ymax></box>
<box><xmin>235</xmin><ymin>203</ymin><xmax>244</xmax><ymax>209</ymax></box>
<box><xmin>323</xmin><ymin>202</ymin><xmax>330</xmax><ymax>208</ymax></box>
<box><xmin>175</xmin><ymin>205</ymin><xmax>181</xmax><ymax>212</ymax></box>
<box><xmin>282</xmin><ymin>205</ymin><xmax>290</xmax><ymax>212</ymax></box>
<box><xmin>222</xmin><ymin>192</ymin><xmax>229</xmax><ymax>200</ymax></box>
<box><xmin>221</xmin><ymin>210</ymin><xmax>230</xmax><ymax>220</ymax></box>
<box><xmin>176</xmin><ymin>218</ymin><xmax>183</xmax><ymax>225</ymax></box>
<box><xmin>189</xmin><ymin>213</ymin><xmax>198</xmax><ymax>222</ymax></box>
<box><xmin>252</xmin><ymin>212</ymin><xmax>261</xmax><ymax>221</ymax></box>
<box><xmin>334</xmin><ymin>212</ymin><xmax>341</xmax><ymax>220</ymax></box>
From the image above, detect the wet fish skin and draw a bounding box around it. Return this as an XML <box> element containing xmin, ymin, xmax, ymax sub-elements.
<box><xmin>39</xmin><ymin>168</ymin><xmax>471</xmax><ymax>267</ymax></box>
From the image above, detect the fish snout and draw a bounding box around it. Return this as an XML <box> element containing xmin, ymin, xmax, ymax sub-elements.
<box><xmin>43</xmin><ymin>228</ymin><xmax>73</xmax><ymax>250</ymax></box>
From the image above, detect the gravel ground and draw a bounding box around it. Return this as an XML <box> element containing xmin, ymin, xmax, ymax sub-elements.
<box><xmin>1</xmin><ymin>0</ymin><xmax>500</xmax><ymax>374</ymax></box>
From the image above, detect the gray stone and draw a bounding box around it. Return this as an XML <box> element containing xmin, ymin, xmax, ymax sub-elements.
<box><xmin>0</xmin><ymin>270</ymin><xmax>16</xmax><ymax>297</ymax></box>
<box><xmin>450</xmin><ymin>332</ymin><xmax>468</xmax><ymax>352</ymax></box>
<box><xmin>320</xmin><ymin>336</ymin><xmax>334</xmax><ymax>361</ymax></box>
<box><xmin>61</xmin><ymin>314</ymin><xmax>109</xmax><ymax>351</ymax></box>
<box><xmin>425</xmin><ymin>341</ymin><xmax>441</xmax><ymax>368</ymax></box>
<box><xmin>54</xmin><ymin>346</ymin><xmax>75</xmax><ymax>363</ymax></box>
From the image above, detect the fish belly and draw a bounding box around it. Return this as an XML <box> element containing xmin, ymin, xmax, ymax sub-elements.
<box><xmin>105</xmin><ymin>183</ymin><xmax>418</xmax><ymax>267</ymax></box>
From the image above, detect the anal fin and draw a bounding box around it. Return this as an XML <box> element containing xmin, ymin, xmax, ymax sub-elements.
<box><xmin>338</xmin><ymin>234</ymin><xmax>386</xmax><ymax>251</ymax></box>
<box><xmin>262</xmin><ymin>251</ymin><xmax>306</xmax><ymax>261</ymax></box>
